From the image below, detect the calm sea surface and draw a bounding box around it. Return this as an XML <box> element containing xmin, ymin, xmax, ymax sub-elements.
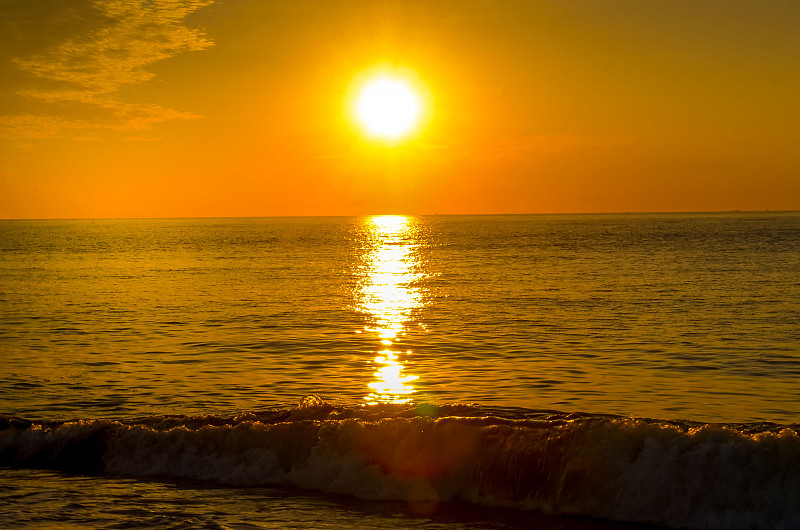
<box><xmin>1</xmin><ymin>213</ymin><xmax>799</xmax><ymax>529</ymax></box>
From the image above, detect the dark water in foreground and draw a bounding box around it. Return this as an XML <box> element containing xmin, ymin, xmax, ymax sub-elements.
<box><xmin>1</xmin><ymin>213</ymin><xmax>799</xmax><ymax>529</ymax></box>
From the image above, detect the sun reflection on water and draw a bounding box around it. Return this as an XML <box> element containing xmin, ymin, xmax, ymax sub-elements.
<box><xmin>357</xmin><ymin>215</ymin><xmax>423</xmax><ymax>404</ymax></box>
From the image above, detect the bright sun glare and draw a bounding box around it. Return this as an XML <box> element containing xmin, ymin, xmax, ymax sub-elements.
<box><xmin>354</xmin><ymin>75</ymin><xmax>422</xmax><ymax>141</ymax></box>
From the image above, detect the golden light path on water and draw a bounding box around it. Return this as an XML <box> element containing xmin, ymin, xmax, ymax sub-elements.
<box><xmin>357</xmin><ymin>215</ymin><xmax>423</xmax><ymax>404</ymax></box>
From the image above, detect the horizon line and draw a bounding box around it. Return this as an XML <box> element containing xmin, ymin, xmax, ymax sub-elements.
<box><xmin>1</xmin><ymin>209</ymin><xmax>797</xmax><ymax>222</ymax></box>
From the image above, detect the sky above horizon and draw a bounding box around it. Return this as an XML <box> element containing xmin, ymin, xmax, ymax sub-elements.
<box><xmin>1</xmin><ymin>0</ymin><xmax>799</xmax><ymax>219</ymax></box>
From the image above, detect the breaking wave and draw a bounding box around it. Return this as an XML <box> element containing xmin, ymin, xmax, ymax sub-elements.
<box><xmin>2</xmin><ymin>401</ymin><xmax>799</xmax><ymax>530</ymax></box>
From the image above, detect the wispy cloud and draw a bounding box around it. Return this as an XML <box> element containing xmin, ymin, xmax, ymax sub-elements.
<box><xmin>0</xmin><ymin>0</ymin><xmax>214</xmax><ymax>141</ymax></box>
<box><xmin>0</xmin><ymin>114</ymin><xmax>100</xmax><ymax>140</ymax></box>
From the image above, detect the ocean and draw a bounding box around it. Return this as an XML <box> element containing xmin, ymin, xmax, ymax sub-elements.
<box><xmin>1</xmin><ymin>212</ymin><xmax>798</xmax><ymax>529</ymax></box>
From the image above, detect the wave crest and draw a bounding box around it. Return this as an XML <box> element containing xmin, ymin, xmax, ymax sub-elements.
<box><xmin>2</xmin><ymin>404</ymin><xmax>799</xmax><ymax>530</ymax></box>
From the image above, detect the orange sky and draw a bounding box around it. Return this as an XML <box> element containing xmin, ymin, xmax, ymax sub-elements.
<box><xmin>1</xmin><ymin>0</ymin><xmax>799</xmax><ymax>218</ymax></box>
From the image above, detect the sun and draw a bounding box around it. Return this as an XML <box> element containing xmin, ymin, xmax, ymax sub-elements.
<box><xmin>352</xmin><ymin>73</ymin><xmax>424</xmax><ymax>141</ymax></box>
